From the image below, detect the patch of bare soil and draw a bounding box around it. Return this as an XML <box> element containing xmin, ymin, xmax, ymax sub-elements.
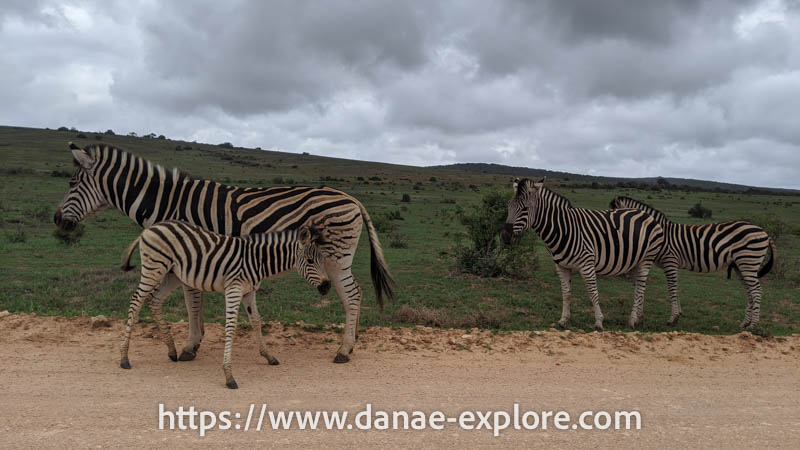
<box><xmin>0</xmin><ymin>313</ymin><xmax>798</xmax><ymax>448</ymax></box>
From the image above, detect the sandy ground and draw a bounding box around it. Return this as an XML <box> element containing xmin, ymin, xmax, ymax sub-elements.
<box><xmin>0</xmin><ymin>313</ymin><xmax>798</xmax><ymax>448</ymax></box>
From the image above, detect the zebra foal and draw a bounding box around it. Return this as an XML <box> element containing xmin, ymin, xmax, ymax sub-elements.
<box><xmin>609</xmin><ymin>196</ymin><xmax>775</xmax><ymax>327</ymax></box>
<box><xmin>119</xmin><ymin>220</ymin><xmax>329</xmax><ymax>389</ymax></box>
<box><xmin>502</xmin><ymin>178</ymin><xmax>665</xmax><ymax>330</ymax></box>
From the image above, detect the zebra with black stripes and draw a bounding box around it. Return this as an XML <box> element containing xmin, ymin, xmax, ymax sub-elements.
<box><xmin>609</xmin><ymin>196</ymin><xmax>775</xmax><ymax>328</ymax></box>
<box><xmin>119</xmin><ymin>220</ymin><xmax>328</xmax><ymax>389</ymax></box>
<box><xmin>54</xmin><ymin>142</ymin><xmax>395</xmax><ymax>364</ymax></box>
<box><xmin>501</xmin><ymin>178</ymin><xmax>665</xmax><ymax>330</ymax></box>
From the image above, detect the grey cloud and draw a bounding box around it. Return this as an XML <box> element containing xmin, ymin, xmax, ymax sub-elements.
<box><xmin>1</xmin><ymin>0</ymin><xmax>799</xmax><ymax>189</ymax></box>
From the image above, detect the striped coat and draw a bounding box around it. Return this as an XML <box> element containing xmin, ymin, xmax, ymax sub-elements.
<box><xmin>55</xmin><ymin>143</ymin><xmax>394</xmax><ymax>363</ymax></box>
<box><xmin>610</xmin><ymin>196</ymin><xmax>775</xmax><ymax>327</ymax></box>
<box><xmin>502</xmin><ymin>178</ymin><xmax>665</xmax><ymax>330</ymax></box>
<box><xmin>119</xmin><ymin>220</ymin><xmax>328</xmax><ymax>388</ymax></box>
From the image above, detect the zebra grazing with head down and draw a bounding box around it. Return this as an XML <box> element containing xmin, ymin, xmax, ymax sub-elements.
<box><xmin>609</xmin><ymin>196</ymin><xmax>775</xmax><ymax>328</ymax></box>
<box><xmin>120</xmin><ymin>220</ymin><xmax>328</xmax><ymax>389</ymax></box>
<box><xmin>54</xmin><ymin>142</ymin><xmax>395</xmax><ymax>364</ymax></box>
<box><xmin>501</xmin><ymin>178</ymin><xmax>665</xmax><ymax>330</ymax></box>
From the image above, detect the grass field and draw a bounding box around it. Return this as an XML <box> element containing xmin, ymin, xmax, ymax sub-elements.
<box><xmin>1</xmin><ymin>125</ymin><xmax>799</xmax><ymax>335</ymax></box>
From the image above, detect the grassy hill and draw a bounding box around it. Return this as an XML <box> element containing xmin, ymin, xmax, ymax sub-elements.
<box><xmin>2</xmin><ymin>125</ymin><xmax>799</xmax><ymax>335</ymax></box>
<box><xmin>435</xmin><ymin>162</ymin><xmax>800</xmax><ymax>194</ymax></box>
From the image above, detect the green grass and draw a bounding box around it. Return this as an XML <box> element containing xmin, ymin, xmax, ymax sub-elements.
<box><xmin>1</xmin><ymin>125</ymin><xmax>799</xmax><ymax>335</ymax></box>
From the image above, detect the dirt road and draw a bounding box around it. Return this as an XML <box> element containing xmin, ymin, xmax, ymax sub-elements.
<box><xmin>0</xmin><ymin>313</ymin><xmax>798</xmax><ymax>448</ymax></box>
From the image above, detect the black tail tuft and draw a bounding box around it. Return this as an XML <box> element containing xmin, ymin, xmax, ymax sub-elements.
<box><xmin>727</xmin><ymin>263</ymin><xmax>736</xmax><ymax>279</ymax></box>
<box><xmin>609</xmin><ymin>198</ymin><xmax>617</xmax><ymax>209</ymax></box>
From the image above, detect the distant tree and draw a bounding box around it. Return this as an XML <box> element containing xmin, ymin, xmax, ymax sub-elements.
<box><xmin>57</xmin><ymin>126</ymin><xmax>69</xmax><ymax>131</ymax></box>
<box><xmin>127</xmin><ymin>132</ymin><xmax>137</xmax><ymax>137</ymax></box>
<box><xmin>219</xmin><ymin>142</ymin><xmax>234</xmax><ymax>148</ymax></box>
<box><xmin>688</xmin><ymin>202</ymin><xmax>712</xmax><ymax>219</ymax></box>
<box><xmin>401</xmin><ymin>194</ymin><xmax>411</xmax><ymax>202</ymax></box>
<box><xmin>75</xmin><ymin>133</ymin><xmax>87</xmax><ymax>139</ymax></box>
<box><xmin>104</xmin><ymin>129</ymin><xmax>115</xmax><ymax>135</ymax></box>
<box><xmin>157</xmin><ymin>134</ymin><xmax>166</xmax><ymax>139</ymax></box>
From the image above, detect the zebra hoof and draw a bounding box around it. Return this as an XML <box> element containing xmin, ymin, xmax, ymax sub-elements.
<box><xmin>120</xmin><ymin>360</ymin><xmax>131</xmax><ymax>369</ymax></box>
<box><xmin>168</xmin><ymin>352</ymin><xmax>178</xmax><ymax>362</ymax></box>
<box><xmin>178</xmin><ymin>351</ymin><xmax>197</xmax><ymax>361</ymax></box>
<box><xmin>333</xmin><ymin>353</ymin><xmax>350</xmax><ymax>364</ymax></box>
<box><xmin>740</xmin><ymin>321</ymin><xmax>751</xmax><ymax>329</ymax></box>
<box><xmin>594</xmin><ymin>324</ymin><xmax>604</xmax><ymax>332</ymax></box>
<box><xmin>556</xmin><ymin>321</ymin><xmax>567</xmax><ymax>330</ymax></box>
<box><xmin>226</xmin><ymin>379</ymin><xmax>239</xmax><ymax>389</ymax></box>
<box><xmin>267</xmin><ymin>356</ymin><xmax>280</xmax><ymax>366</ymax></box>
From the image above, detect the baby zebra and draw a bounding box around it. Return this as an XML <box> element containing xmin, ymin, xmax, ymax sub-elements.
<box><xmin>119</xmin><ymin>220</ymin><xmax>330</xmax><ymax>389</ymax></box>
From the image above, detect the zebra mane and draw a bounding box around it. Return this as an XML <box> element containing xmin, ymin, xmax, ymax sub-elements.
<box><xmin>82</xmin><ymin>144</ymin><xmax>194</xmax><ymax>183</ymax></box>
<box><xmin>612</xmin><ymin>196</ymin><xmax>671</xmax><ymax>223</ymax></box>
<box><xmin>517</xmin><ymin>178</ymin><xmax>573</xmax><ymax>208</ymax></box>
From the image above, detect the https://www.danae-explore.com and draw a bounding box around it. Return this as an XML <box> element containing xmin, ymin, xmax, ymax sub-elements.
<box><xmin>158</xmin><ymin>403</ymin><xmax>642</xmax><ymax>436</ymax></box>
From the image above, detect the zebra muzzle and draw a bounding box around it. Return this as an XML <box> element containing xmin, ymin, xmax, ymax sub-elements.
<box><xmin>318</xmin><ymin>280</ymin><xmax>331</xmax><ymax>296</ymax></box>
<box><xmin>54</xmin><ymin>210</ymin><xmax>76</xmax><ymax>232</ymax></box>
<box><xmin>500</xmin><ymin>223</ymin><xmax>514</xmax><ymax>245</ymax></box>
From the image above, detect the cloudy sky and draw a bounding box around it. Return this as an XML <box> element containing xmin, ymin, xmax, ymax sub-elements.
<box><xmin>2</xmin><ymin>0</ymin><xmax>799</xmax><ymax>188</ymax></box>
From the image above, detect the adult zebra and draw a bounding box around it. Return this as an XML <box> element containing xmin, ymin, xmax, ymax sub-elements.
<box><xmin>54</xmin><ymin>142</ymin><xmax>395</xmax><ymax>363</ymax></box>
<box><xmin>501</xmin><ymin>178</ymin><xmax>665</xmax><ymax>330</ymax></box>
<box><xmin>609</xmin><ymin>196</ymin><xmax>775</xmax><ymax>328</ymax></box>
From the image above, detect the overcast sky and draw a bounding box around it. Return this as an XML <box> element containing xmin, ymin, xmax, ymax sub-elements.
<box><xmin>2</xmin><ymin>1</ymin><xmax>799</xmax><ymax>188</ymax></box>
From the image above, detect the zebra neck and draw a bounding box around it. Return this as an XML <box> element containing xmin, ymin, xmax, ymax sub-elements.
<box><xmin>96</xmin><ymin>148</ymin><xmax>188</xmax><ymax>228</ymax></box>
<box><xmin>530</xmin><ymin>192</ymin><xmax>568</xmax><ymax>235</ymax></box>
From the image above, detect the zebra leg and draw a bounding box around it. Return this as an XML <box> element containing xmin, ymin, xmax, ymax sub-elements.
<box><xmin>663</xmin><ymin>263</ymin><xmax>682</xmax><ymax>326</ymax></box>
<box><xmin>222</xmin><ymin>283</ymin><xmax>243</xmax><ymax>389</ymax></box>
<box><xmin>120</xmin><ymin>272</ymin><xmax>163</xmax><ymax>369</ymax></box>
<box><xmin>178</xmin><ymin>286</ymin><xmax>205</xmax><ymax>362</ymax></box>
<box><xmin>241</xmin><ymin>291</ymin><xmax>280</xmax><ymax>366</ymax></box>
<box><xmin>555</xmin><ymin>266</ymin><xmax>572</xmax><ymax>329</ymax></box>
<box><xmin>579</xmin><ymin>267</ymin><xmax>604</xmax><ymax>331</ymax></box>
<box><xmin>146</xmin><ymin>274</ymin><xmax>183</xmax><ymax>362</ymax></box>
<box><xmin>629</xmin><ymin>261</ymin><xmax>654</xmax><ymax>329</ymax></box>
<box><xmin>328</xmin><ymin>264</ymin><xmax>362</xmax><ymax>364</ymax></box>
<box><xmin>738</xmin><ymin>271</ymin><xmax>763</xmax><ymax>328</ymax></box>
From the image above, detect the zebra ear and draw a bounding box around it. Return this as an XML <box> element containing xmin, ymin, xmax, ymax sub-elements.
<box><xmin>298</xmin><ymin>226</ymin><xmax>311</xmax><ymax>246</ymax></box>
<box><xmin>512</xmin><ymin>177</ymin><xmax>520</xmax><ymax>192</ymax></box>
<box><xmin>70</xmin><ymin>144</ymin><xmax>94</xmax><ymax>170</ymax></box>
<box><xmin>533</xmin><ymin>177</ymin><xmax>545</xmax><ymax>190</ymax></box>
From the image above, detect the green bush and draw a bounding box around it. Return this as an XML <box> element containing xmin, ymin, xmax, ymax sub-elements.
<box><xmin>453</xmin><ymin>189</ymin><xmax>537</xmax><ymax>278</ymax></box>
<box><xmin>401</xmin><ymin>194</ymin><xmax>411</xmax><ymax>202</ymax></box>
<box><xmin>688</xmin><ymin>202</ymin><xmax>712</xmax><ymax>219</ymax></box>
<box><xmin>388</xmin><ymin>230</ymin><xmax>409</xmax><ymax>249</ymax></box>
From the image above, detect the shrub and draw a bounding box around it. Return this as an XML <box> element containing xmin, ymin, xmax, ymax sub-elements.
<box><xmin>75</xmin><ymin>133</ymin><xmax>87</xmax><ymax>139</ymax></box>
<box><xmin>372</xmin><ymin>214</ymin><xmax>395</xmax><ymax>234</ymax></box>
<box><xmin>401</xmin><ymin>194</ymin><xmax>411</xmax><ymax>203</ymax></box>
<box><xmin>94</xmin><ymin>135</ymin><xmax>102</xmax><ymax>140</ymax></box>
<box><xmin>5</xmin><ymin>228</ymin><xmax>27</xmax><ymax>243</ymax></box>
<box><xmin>51</xmin><ymin>170</ymin><xmax>72</xmax><ymax>178</ymax></box>
<box><xmin>750</xmin><ymin>213</ymin><xmax>788</xmax><ymax>241</ymax></box>
<box><xmin>688</xmin><ymin>202</ymin><xmax>712</xmax><ymax>219</ymax></box>
<box><xmin>219</xmin><ymin>142</ymin><xmax>234</xmax><ymax>148</ymax></box>
<box><xmin>52</xmin><ymin>223</ymin><xmax>86</xmax><ymax>246</ymax></box>
<box><xmin>104</xmin><ymin>129</ymin><xmax>115</xmax><ymax>135</ymax></box>
<box><xmin>57</xmin><ymin>126</ymin><xmax>69</xmax><ymax>131</ymax></box>
<box><xmin>452</xmin><ymin>189</ymin><xmax>537</xmax><ymax>278</ymax></box>
<box><xmin>273</xmin><ymin>176</ymin><xmax>284</xmax><ymax>184</ymax></box>
<box><xmin>388</xmin><ymin>230</ymin><xmax>409</xmax><ymax>249</ymax></box>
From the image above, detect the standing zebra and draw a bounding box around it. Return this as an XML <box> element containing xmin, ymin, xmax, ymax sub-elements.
<box><xmin>54</xmin><ymin>143</ymin><xmax>395</xmax><ymax>364</ymax></box>
<box><xmin>609</xmin><ymin>196</ymin><xmax>775</xmax><ymax>328</ymax></box>
<box><xmin>120</xmin><ymin>220</ymin><xmax>328</xmax><ymax>388</ymax></box>
<box><xmin>501</xmin><ymin>178</ymin><xmax>665</xmax><ymax>330</ymax></box>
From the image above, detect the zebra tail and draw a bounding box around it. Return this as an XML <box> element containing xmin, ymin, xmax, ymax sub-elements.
<box><xmin>757</xmin><ymin>238</ymin><xmax>777</xmax><ymax>278</ymax></box>
<box><xmin>357</xmin><ymin>201</ymin><xmax>396</xmax><ymax>309</ymax></box>
<box><xmin>120</xmin><ymin>236</ymin><xmax>141</xmax><ymax>272</ymax></box>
